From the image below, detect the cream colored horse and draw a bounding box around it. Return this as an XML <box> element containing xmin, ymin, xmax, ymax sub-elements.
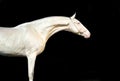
<box><xmin>0</xmin><ymin>13</ymin><xmax>90</xmax><ymax>81</ymax></box>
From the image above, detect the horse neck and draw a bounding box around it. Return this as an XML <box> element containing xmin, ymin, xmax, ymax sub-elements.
<box><xmin>34</xmin><ymin>17</ymin><xmax>70</xmax><ymax>42</ymax></box>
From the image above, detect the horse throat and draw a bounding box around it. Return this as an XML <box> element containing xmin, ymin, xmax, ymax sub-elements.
<box><xmin>40</xmin><ymin>24</ymin><xmax>69</xmax><ymax>43</ymax></box>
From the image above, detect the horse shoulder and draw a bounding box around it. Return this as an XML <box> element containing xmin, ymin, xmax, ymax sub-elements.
<box><xmin>20</xmin><ymin>25</ymin><xmax>46</xmax><ymax>55</ymax></box>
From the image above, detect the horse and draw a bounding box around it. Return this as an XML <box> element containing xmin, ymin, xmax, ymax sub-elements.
<box><xmin>0</xmin><ymin>13</ymin><xmax>90</xmax><ymax>81</ymax></box>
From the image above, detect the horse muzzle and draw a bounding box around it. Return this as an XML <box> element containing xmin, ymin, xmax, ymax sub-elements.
<box><xmin>78</xmin><ymin>30</ymin><xmax>91</xmax><ymax>38</ymax></box>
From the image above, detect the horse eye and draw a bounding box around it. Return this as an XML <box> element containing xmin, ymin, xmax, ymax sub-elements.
<box><xmin>74</xmin><ymin>22</ymin><xmax>79</xmax><ymax>24</ymax></box>
<box><xmin>74</xmin><ymin>21</ymin><xmax>79</xmax><ymax>24</ymax></box>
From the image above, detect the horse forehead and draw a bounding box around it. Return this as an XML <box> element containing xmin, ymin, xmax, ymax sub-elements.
<box><xmin>71</xmin><ymin>19</ymin><xmax>87</xmax><ymax>28</ymax></box>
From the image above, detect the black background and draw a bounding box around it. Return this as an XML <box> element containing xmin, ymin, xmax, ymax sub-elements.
<box><xmin>0</xmin><ymin>0</ymin><xmax>119</xmax><ymax>81</ymax></box>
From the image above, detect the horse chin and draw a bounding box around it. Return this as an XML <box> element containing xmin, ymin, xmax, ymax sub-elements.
<box><xmin>83</xmin><ymin>34</ymin><xmax>90</xmax><ymax>38</ymax></box>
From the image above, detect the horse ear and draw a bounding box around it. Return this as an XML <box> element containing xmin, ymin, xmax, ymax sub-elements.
<box><xmin>71</xmin><ymin>13</ymin><xmax>76</xmax><ymax>19</ymax></box>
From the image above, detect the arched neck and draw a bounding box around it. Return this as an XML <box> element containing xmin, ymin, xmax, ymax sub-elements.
<box><xmin>33</xmin><ymin>17</ymin><xmax>70</xmax><ymax>43</ymax></box>
<box><xmin>44</xmin><ymin>24</ymin><xmax>69</xmax><ymax>42</ymax></box>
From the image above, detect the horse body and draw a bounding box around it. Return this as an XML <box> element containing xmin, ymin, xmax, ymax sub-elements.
<box><xmin>0</xmin><ymin>27</ymin><xmax>25</xmax><ymax>55</ymax></box>
<box><xmin>0</xmin><ymin>14</ymin><xmax>90</xmax><ymax>81</ymax></box>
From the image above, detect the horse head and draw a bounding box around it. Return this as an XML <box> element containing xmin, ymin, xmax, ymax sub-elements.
<box><xmin>67</xmin><ymin>13</ymin><xmax>91</xmax><ymax>38</ymax></box>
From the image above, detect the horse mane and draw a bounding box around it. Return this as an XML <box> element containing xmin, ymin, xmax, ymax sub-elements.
<box><xmin>17</xmin><ymin>16</ymin><xmax>70</xmax><ymax>27</ymax></box>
